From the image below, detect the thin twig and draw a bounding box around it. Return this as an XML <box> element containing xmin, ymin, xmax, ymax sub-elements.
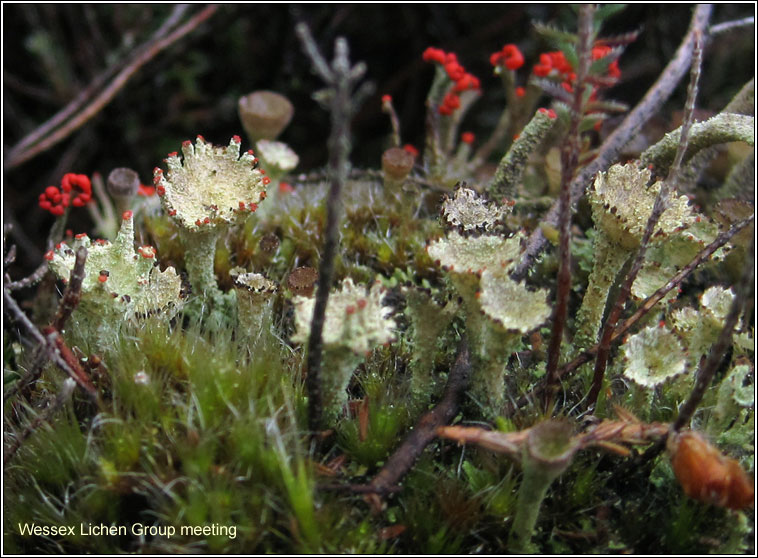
<box><xmin>516</xmin><ymin>213</ymin><xmax>753</xmax><ymax>409</ymax></box>
<box><xmin>543</xmin><ymin>4</ymin><xmax>595</xmax><ymax>412</ymax></box>
<box><xmin>4</xmin><ymin>247</ymin><xmax>87</xmax><ymax>402</ymax></box>
<box><xmin>4</xmin><ymin>378</ymin><xmax>76</xmax><ymax>467</ymax></box>
<box><xmin>295</xmin><ymin>23</ymin><xmax>372</xmax><ymax>431</ymax></box>
<box><xmin>366</xmin><ymin>339</ymin><xmax>471</xmax><ymax>497</ymax></box>
<box><xmin>51</xmin><ymin>246</ymin><xmax>87</xmax><ymax>331</ymax></box>
<box><xmin>4</xmin><ymin>261</ymin><xmax>49</xmax><ymax>292</ymax></box>
<box><xmin>672</xmin><ymin>237</ymin><xmax>754</xmax><ymax>431</ymax></box>
<box><xmin>3</xmin><ymin>289</ymin><xmax>46</xmax><ymax>346</ymax></box>
<box><xmin>5</xmin><ymin>5</ymin><xmax>217</xmax><ymax>169</ymax></box>
<box><xmin>512</xmin><ymin>4</ymin><xmax>713</xmax><ymax>280</ymax></box>
<box><xmin>8</xmin><ymin>5</ymin><xmax>191</xmax><ymax>159</ymax></box>
<box><xmin>709</xmin><ymin>16</ymin><xmax>754</xmax><ymax>36</ymax></box>
<box><xmin>586</xmin><ymin>29</ymin><xmax>704</xmax><ymax>411</ymax></box>
<box><xmin>41</xmin><ymin>327</ymin><xmax>98</xmax><ymax>400</ymax></box>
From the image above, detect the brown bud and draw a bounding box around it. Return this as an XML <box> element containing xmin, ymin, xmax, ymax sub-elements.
<box><xmin>287</xmin><ymin>266</ymin><xmax>318</xmax><ymax>297</ymax></box>
<box><xmin>668</xmin><ymin>430</ymin><xmax>754</xmax><ymax>510</ymax></box>
<box><xmin>238</xmin><ymin>91</ymin><xmax>294</xmax><ymax>142</ymax></box>
<box><xmin>259</xmin><ymin>233</ymin><xmax>280</xmax><ymax>255</ymax></box>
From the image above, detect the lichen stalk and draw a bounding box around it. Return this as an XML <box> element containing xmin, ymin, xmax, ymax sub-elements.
<box><xmin>574</xmin><ymin>234</ymin><xmax>630</xmax><ymax>349</ymax></box>
<box><xmin>509</xmin><ymin>421</ymin><xmax>579</xmax><ymax>553</ymax></box>
<box><xmin>182</xmin><ymin>227</ymin><xmax>221</xmax><ymax>299</ymax></box>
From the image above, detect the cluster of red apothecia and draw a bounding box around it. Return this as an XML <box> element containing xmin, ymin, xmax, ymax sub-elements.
<box><xmin>38</xmin><ymin>173</ymin><xmax>93</xmax><ymax>216</ymax></box>
<box><xmin>418</xmin><ymin>42</ymin><xmax>621</xmax><ymax>119</ymax></box>
<box><xmin>422</xmin><ymin>47</ymin><xmax>482</xmax><ymax>116</ymax></box>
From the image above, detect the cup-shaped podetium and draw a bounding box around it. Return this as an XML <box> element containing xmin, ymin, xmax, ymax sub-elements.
<box><xmin>154</xmin><ymin>135</ymin><xmax>269</xmax><ymax>298</ymax></box>
<box><xmin>381</xmin><ymin>146</ymin><xmax>415</xmax><ymax>194</ymax></box>
<box><xmin>230</xmin><ymin>267</ymin><xmax>278</xmax><ymax>348</ymax></box>
<box><xmin>107</xmin><ymin>167</ymin><xmax>140</xmax><ymax>214</ymax></box>
<box><xmin>238</xmin><ymin>90</ymin><xmax>295</xmax><ymax>143</ymax></box>
<box><xmin>510</xmin><ymin>421</ymin><xmax>580</xmax><ymax>553</ymax></box>
<box><xmin>291</xmin><ymin>278</ymin><xmax>396</xmax><ymax>425</ymax></box>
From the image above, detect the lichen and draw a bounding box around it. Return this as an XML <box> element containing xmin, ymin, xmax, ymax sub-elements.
<box><xmin>292</xmin><ymin>278</ymin><xmax>395</xmax><ymax>422</ymax></box>
<box><xmin>440</xmin><ymin>185</ymin><xmax>511</xmax><ymax>232</ymax></box>
<box><xmin>48</xmin><ymin>212</ymin><xmax>184</xmax><ymax>345</ymax></box>
<box><xmin>621</xmin><ymin>325</ymin><xmax>687</xmax><ymax>387</ymax></box>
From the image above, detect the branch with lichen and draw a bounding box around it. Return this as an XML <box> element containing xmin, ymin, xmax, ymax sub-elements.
<box><xmin>641</xmin><ymin>113</ymin><xmax>754</xmax><ymax>173</ymax></box>
<box><xmin>486</xmin><ymin>108</ymin><xmax>558</xmax><ymax>200</ymax></box>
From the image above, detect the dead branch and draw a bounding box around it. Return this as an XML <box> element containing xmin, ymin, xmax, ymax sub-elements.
<box><xmin>586</xmin><ymin>29</ymin><xmax>704</xmax><ymax>410</ymax></box>
<box><xmin>367</xmin><ymin>339</ymin><xmax>471</xmax><ymax>496</ymax></box>
<box><xmin>5</xmin><ymin>5</ymin><xmax>218</xmax><ymax>169</ymax></box>
<box><xmin>543</xmin><ymin>5</ymin><xmax>595</xmax><ymax>412</ymax></box>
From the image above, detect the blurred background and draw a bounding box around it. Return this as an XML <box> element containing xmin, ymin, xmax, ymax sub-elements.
<box><xmin>3</xmin><ymin>4</ymin><xmax>754</xmax><ymax>274</ymax></box>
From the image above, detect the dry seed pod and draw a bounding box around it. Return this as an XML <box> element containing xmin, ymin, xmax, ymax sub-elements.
<box><xmin>238</xmin><ymin>91</ymin><xmax>294</xmax><ymax>142</ymax></box>
<box><xmin>667</xmin><ymin>430</ymin><xmax>754</xmax><ymax>510</ymax></box>
<box><xmin>381</xmin><ymin>147</ymin><xmax>415</xmax><ymax>181</ymax></box>
<box><xmin>107</xmin><ymin>167</ymin><xmax>140</xmax><ymax>198</ymax></box>
<box><xmin>107</xmin><ymin>167</ymin><xmax>140</xmax><ymax>213</ymax></box>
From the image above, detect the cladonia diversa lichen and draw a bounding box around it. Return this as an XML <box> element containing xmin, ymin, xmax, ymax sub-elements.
<box><xmin>574</xmin><ymin>162</ymin><xmax>700</xmax><ymax>349</ymax></box>
<box><xmin>427</xmin><ymin>213</ymin><xmax>550</xmax><ymax>416</ymax></box>
<box><xmin>230</xmin><ymin>266</ymin><xmax>278</xmax><ymax>349</ymax></box>
<box><xmin>155</xmin><ymin>135</ymin><xmax>268</xmax><ymax>301</ymax></box>
<box><xmin>291</xmin><ymin>278</ymin><xmax>395</xmax><ymax>424</ymax></box>
<box><xmin>6</xmin><ymin>7</ymin><xmax>755</xmax><ymax>554</ymax></box>
<box><xmin>47</xmin><ymin>211</ymin><xmax>184</xmax><ymax>344</ymax></box>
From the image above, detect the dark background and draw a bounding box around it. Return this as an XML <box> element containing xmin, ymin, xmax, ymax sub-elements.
<box><xmin>3</xmin><ymin>4</ymin><xmax>754</xmax><ymax>273</ymax></box>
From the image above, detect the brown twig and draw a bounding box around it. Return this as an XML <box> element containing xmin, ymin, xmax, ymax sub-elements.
<box><xmin>512</xmin><ymin>5</ymin><xmax>713</xmax><ymax>281</ymax></box>
<box><xmin>4</xmin><ymin>378</ymin><xmax>77</xmax><ymax>467</ymax></box>
<box><xmin>515</xmin><ymin>213</ymin><xmax>753</xmax><ymax>409</ymax></box>
<box><xmin>41</xmin><ymin>327</ymin><xmax>98</xmax><ymax>399</ymax></box>
<box><xmin>296</xmin><ymin>23</ymin><xmax>374</xmax><ymax>432</ymax></box>
<box><xmin>51</xmin><ymin>246</ymin><xmax>87</xmax><ymax>331</ymax></box>
<box><xmin>585</xmin><ymin>29</ymin><xmax>704</xmax><ymax>411</ymax></box>
<box><xmin>672</xmin><ymin>237</ymin><xmax>754</xmax><ymax>431</ymax></box>
<box><xmin>4</xmin><ymin>247</ymin><xmax>95</xmax><ymax>403</ymax></box>
<box><xmin>4</xmin><ymin>5</ymin><xmax>217</xmax><ymax>169</ymax></box>
<box><xmin>543</xmin><ymin>5</ymin><xmax>595</xmax><ymax>412</ymax></box>
<box><xmin>366</xmin><ymin>339</ymin><xmax>471</xmax><ymax>497</ymax></box>
<box><xmin>7</xmin><ymin>5</ymin><xmax>189</xmax><ymax>160</ymax></box>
